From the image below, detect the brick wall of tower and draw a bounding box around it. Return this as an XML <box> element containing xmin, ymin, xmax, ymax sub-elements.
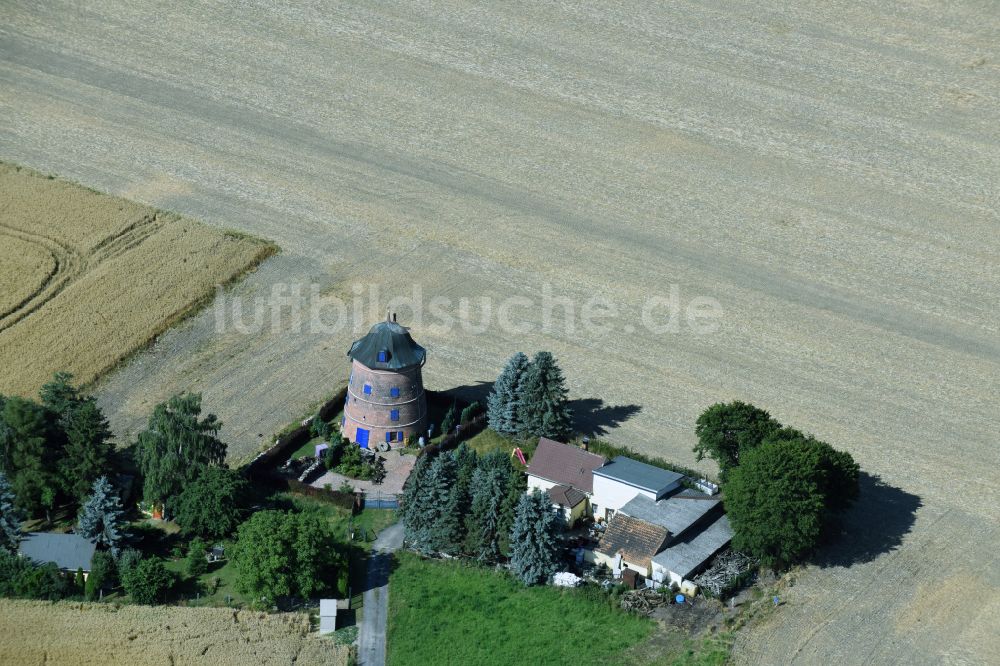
<box><xmin>342</xmin><ymin>359</ymin><xmax>427</xmax><ymax>446</ymax></box>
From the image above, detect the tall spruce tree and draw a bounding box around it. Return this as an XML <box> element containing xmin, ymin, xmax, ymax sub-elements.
<box><xmin>0</xmin><ymin>471</ymin><xmax>23</xmax><ymax>554</ymax></box>
<box><xmin>499</xmin><ymin>467</ymin><xmax>527</xmax><ymax>557</ymax></box>
<box><xmin>400</xmin><ymin>454</ymin><xmax>432</xmax><ymax>546</ymax></box>
<box><xmin>509</xmin><ymin>489</ymin><xmax>563</xmax><ymax>585</ymax></box>
<box><xmin>136</xmin><ymin>393</ymin><xmax>226</xmax><ymax>510</ymax></box>
<box><xmin>466</xmin><ymin>450</ymin><xmax>513</xmax><ymax>562</ymax></box>
<box><xmin>2</xmin><ymin>396</ymin><xmax>61</xmax><ymax>517</ymax></box>
<box><xmin>451</xmin><ymin>443</ymin><xmax>478</xmax><ymax>551</ymax></box>
<box><xmin>421</xmin><ymin>452</ymin><xmax>462</xmax><ymax>554</ymax></box>
<box><xmin>60</xmin><ymin>399</ymin><xmax>114</xmax><ymax>501</ymax></box>
<box><xmin>78</xmin><ymin>476</ymin><xmax>126</xmax><ymax>555</ymax></box>
<box><xmin>515</xmin><ymin>352</ymin><xmax>573</xmax><ymax>440</ymax></box>
<box><xmin>487</xmin><ymin>352</ymin><xmax>531</xmax><ymax>435</ymax></box>
<box><xmin>39</xmin><ymin>372</ymin><xmax>81</xmax><ymax>419</ymax></box>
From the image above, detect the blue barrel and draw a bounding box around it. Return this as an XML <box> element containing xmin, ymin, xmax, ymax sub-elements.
<box><xmin>675</xmin><ymin>594</ymin><xmax>686</xmax><ymax>604</ymax></box>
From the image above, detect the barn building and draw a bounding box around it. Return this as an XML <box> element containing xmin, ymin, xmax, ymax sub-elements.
<box><xmin>342</xmin><ymin>315</ymin><xmax>427</xmax><ymax>449</ymax></box>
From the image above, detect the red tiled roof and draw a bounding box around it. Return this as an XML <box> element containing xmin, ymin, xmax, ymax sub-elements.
<box><xmin>527</xmin><ymin>437</ymin><xmax>606</xmax><ymax>493</ymax></box>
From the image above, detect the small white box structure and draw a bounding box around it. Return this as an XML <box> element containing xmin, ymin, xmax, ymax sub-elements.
<box><xmin>694</xmin><ymin>479</ymin><xmax>719</xmax><ymax>496</ymax></box>
<box><xmin>319</xmin><ymin>599</ymin><xmax>338</xmax><ymax>635</ymax></box>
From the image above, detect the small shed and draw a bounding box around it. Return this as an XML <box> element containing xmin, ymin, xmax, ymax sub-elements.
<box><xmin>319</xmin><ymin>599</ymin><xmax>338</xmax><ymax>635</ymax></box>
<box><xmin>315</xmin><ymin>443</ymin><xmax>330</xmax><ymax>459</ymax></box>
<box><xmin>208</xmin><ymin>544</ymin><xmax>225</xmax><ymax>563</ymax></box>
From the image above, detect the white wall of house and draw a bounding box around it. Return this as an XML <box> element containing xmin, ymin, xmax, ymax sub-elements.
<box><xmin>592</xmin><ymin>550</ymin><xmax>651</xmax><ymax>578</ymax></box>
<box><xmin>650</xmin><ymin>562</ymin><xmax>684</xmax><ymax>589</ymax></box>
<box><xmin>561</xmin><ymin>499</ymin><xmax>589</xmax><ymax>527</ymax></box>
<box><xmin>591</xmin><ymin>476</ymin><xmax>652</xmax><ymax>520</ymax></box>
<box><xmin>526</xmin><ymin>475</ymin><xmax>557</xmax><ymax>494</ymax></box>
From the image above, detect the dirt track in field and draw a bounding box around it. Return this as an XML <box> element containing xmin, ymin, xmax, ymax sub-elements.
<box><xmin>1</xmin><ymin>2</ymin><xmax>998</xmax><ymax>663</ymax></box>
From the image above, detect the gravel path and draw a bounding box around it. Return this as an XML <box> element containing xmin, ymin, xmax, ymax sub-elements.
<box><xmin>1</xmin><ymin>2</ymin><xmax>998</xmax><ymax>663</ymax></box>
<box><xmin>358</xmin><ymin>523</ymin><xmax>404</xmax><ymax>666</ymax></box>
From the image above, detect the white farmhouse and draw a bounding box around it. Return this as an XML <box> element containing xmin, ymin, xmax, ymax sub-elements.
<box><xmin>525</xmin><ymin>437</ymin><xmax>606</xmax><ymax>526</ymax></box>
<box><xmin>590</xmin><ymin>456</ymin><xmax>684</xmax><ymax>522</ymax></box>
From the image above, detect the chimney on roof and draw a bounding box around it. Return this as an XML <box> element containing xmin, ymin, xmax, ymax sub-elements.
<box><xmin>581</xmin><ymin>436</ymin><xmax>590</xmax><ymax>451</ymax></box>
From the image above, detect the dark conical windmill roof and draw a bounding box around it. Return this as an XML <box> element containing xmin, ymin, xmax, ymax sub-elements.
<box><xmin>347</xmin><ymin>320</ymin><xmax>426</xmax><ymax>370</ymax></box>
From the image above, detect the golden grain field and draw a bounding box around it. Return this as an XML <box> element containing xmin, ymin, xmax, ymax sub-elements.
<box><xmin>0</xmin><ymin>162</ymin><xmax>276</xmax><ymax>397</ymax></box>
<box><xmin>0</xmin><ymin>599</ymin><xmax>348</xmax><ymax>665</ymax></box>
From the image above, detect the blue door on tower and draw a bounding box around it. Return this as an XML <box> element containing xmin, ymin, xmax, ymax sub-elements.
<box><xmin>356</xmin><ymin>428</ymin><xmax>369</xmax><ymax>448</ymax></box>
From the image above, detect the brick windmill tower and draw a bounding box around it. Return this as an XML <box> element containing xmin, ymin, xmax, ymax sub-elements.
<box><xmin>342</xmin><ymin>313</ymin><xmax>427</xmax><ymax>449</ymax></box>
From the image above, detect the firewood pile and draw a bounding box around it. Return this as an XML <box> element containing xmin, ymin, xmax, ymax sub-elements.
<box><xmin>620</xmin><ymin>587</ymin><xmax>671</xmax><ymax>614</ymax></box>
<box><xmin>692</xmin><ymin>550</ymin><xmax>757</xmax><ymax>597</ymax></box>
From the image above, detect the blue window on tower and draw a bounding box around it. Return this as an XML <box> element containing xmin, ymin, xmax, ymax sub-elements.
<box><xmin>390</xmin><ymin>387</ymin><xmax>400</xmax><ymax>398</ymax></box>
<box><xmin>385</xmin><ymin>431</ymin><xmax>392</xmax><ymax>442</ymax></box>
<box><xmin>363</xmin><ymin>384</ymin><xmax>372</xmax><ymax>395</ymax></box>
<box><xmin>377</xmin><ymin>350</ymin><xmax>388</xmax><ymax>363</ymax></box>
<box><xmin>390</xmin><ymin>409</ymin><xmax>399</xmax><ymax>422</ymax></box>
<box><xmin>397</xmin><ymin>431</ymin><xmax>405</xmax><ymax>441</ymax></box>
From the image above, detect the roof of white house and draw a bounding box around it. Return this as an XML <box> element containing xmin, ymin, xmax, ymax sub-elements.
<box><xmin>18</xmin><ymin>532</ymin><xmax>96</xmax><ymax>572</ymax></box>
<box><xmin>527</xmin><ymin>438</ymin><xmax>606</xmax><ymax>493</ymax></box>
<box><xmin>592</xmin><ymin>456</ymin><xmax>684</xmax><ymax>494</ymax></box>
<box><xmin>619</xmin><ymin>493</ymin><xmax>721</xmax><ymax>538</ymax></box>
<box><xmin>652</xmin><ymin>514</ymin><xmax>733</xmax><ymax>580</ymax></box>
<box><xmin>547</xmin><ymin>484</ymin><xmax>588</xmax><ymax>509</ymax></box>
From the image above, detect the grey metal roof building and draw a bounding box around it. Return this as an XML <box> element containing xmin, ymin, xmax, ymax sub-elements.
<box><xmin>592</xmin><ymin>456</ymin><xmax>684</xmax><ymax>494</ymax></box>
<box><xmin>620</xmin><ymin>493</ymin><xmax>721</xmax><ymax>538</ymax></box>
<box><xmin>651</xmin><ymin>514</ymin><xmax>733</xmax><ymax>581</ymax></box>
<box><xmin>18</xmin><ymin>532</ymin><xmax>96</xmax><ymax>572</ymax></box>
<box><xmin>347</xmin><ymin>319</ymin><xmax>427</xmax><ymax>370</ymax></box>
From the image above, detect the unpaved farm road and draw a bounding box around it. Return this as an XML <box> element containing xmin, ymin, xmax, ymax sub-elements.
<box><xmin>1</xmin><ymin>2</ymin><xmax>998</xmax><ymax>663</ymax></box>
<box><xmin>358</xmin><ymin>522</ymin><xmax>404</xmax><ymax>666</ymax></box>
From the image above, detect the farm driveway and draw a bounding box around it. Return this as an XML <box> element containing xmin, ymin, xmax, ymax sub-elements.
<box><xmin>358</xmin><ymin>522</ymin><xmax>404</xmax><ymax>666</ymax></box>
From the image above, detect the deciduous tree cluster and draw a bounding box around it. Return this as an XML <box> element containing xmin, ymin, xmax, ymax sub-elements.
<box><xmin>695</xmin><ymin>401</ymin><xmax>860</xmax><ymax>568</ymax></box>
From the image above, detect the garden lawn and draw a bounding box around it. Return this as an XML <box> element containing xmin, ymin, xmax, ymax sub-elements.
<box><xmin>463</xmin><ymin>429</ymin><xmax>535</xmax><ymax>471</ymax></box>
<box><xmin>387</xmin><ymin>552</ymin><xmax>653</xmax><ymax>666</ymax></box>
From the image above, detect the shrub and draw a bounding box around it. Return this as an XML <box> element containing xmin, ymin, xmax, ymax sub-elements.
<box><xmin>187</xmin><ymin>539</ymin><xmax>208</xmax><ymax>578</ymax></box>
<box><xmin>84</xmin><ymin>550</ymin><xmax>116</xmax><ymax>601</ymax></box>
<box><xmin>460</xmin><ymin>401</ymin><xmax>482</xmax><ymax>425</ymax></box>
<box><xmin>122</xmin><ymin>558</ymin><xmax>174</xmax><ymax>604</ymax></box>
<box><xmin>0</xmin><ymin>550</ymin><xmax>72</xmax><ymax>600</ymax></box>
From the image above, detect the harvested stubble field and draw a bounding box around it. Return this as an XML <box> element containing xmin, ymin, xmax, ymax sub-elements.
<box><xmin>0</xmin><ymin>599</ymin><xmax>348</xmax><ymax>665</ymax></box>
<box><xmin>0</xmin><ymin>163</ymin><xmax>275</xmax><ymax>397</ymax></box>
<box><xmin>1</xmin><ymin>2</ymin><xmax>998</xmax><ymax>664</ymax></box>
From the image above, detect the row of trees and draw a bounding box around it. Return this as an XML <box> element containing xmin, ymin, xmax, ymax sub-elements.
<box><xmin>400</xmin><ymin>444</ymin><xmax>563</xmax><ymax>585</ymax></box>
<box><xmin>0</xmin><ymin>373</ymin><xmax>114</xmax><ymax>519</ymax></box>
<box><xmin>487</xmin><ymin>352</ymin><xmax>573</xmax><ymax>440</ymax></box>
<box><xmin>694</xmin><ymin>401</ymin><xmax>860</xmax><ymax>568</ymax></box>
